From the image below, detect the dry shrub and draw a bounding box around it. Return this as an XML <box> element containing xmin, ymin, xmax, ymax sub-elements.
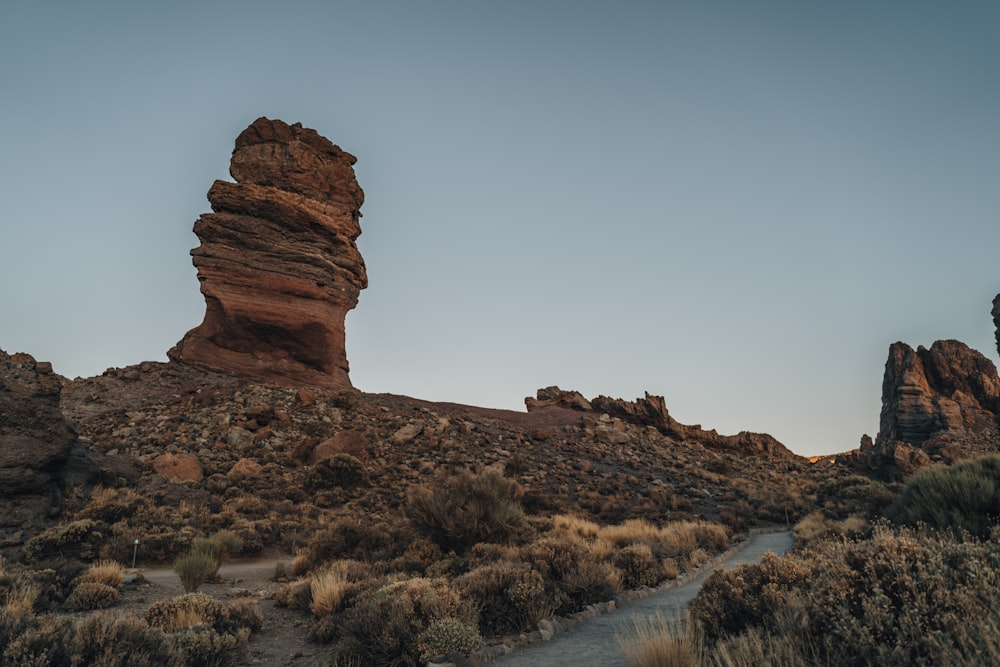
<box><xmin>523</xmin><ymin>534</ymin><xmax>621</xmax><ymax>614</ymax></box>
<box><xmin>79</xmin><ymin>559</ymin><xmax>125</xmax><ymax>588</ymax></box>
<box><xmin>615</xmin><ymin>544</ymin><xmax>662</xmax><ymax>589</ymax></box>
<box><xmin>23</xmin><ymin>519</ymin><xmax>106</xmax><ymax>562</ymax></box>
<box><xmin>688</xmin><ymin>524</ymin><xmax>1000</xmax><ymax>666</ymax></box>
<box><xmin>1</xmin><ymin>614</ymin><xmax>76</xmax><ymax>666</ymax></box>
<box><xmin>167</xmin><ymin>627</ymin><xmax>248</xmax><ymax>667</ymax></box>
<box><xmin>661</xmin><ymin>558</ymin><xmax>681</xmax><ymax>581</ymax></box>
<box><xmin>77</xmin><ymin>486</ymin><xmax>146</xmax><ymax>523</ymax></box>
<box><xmin>407</xmin><ymin>468</ymin><xmax>529</xmax><ymax>553</ymax></box>
<box><xmin>225</xmin><ymin>598</ymin><xmax>264</xmax><ymax>635</ymax></box>
<box><xmin>71</xmin><ymin>612</ymin><xmax>176</xmax><ymax>667</ymax></box>
<box><xmin>295</xmin><ymin>517</ymin><xmax>397</xmax><ymax>574</ymax></box>
<box><xmin>794</xmin><ymin>512</ymin><xmax>867</xmax><ymax>548</ymax></box>
<box><xmin>66</xmin><ymin>581</ymin><xmax>119</xmax><ymax>611</ymax></box>
<box><xmin>145</xmin><ymin>594</ymin><xmax>226</xmax><ymax>633</ymax></box>
<box><xmin>2</xmin><ymin>583</ymin><xmax>40</xmax><ymax>614</ymax></box>
<box><xmin>455</xmin><ymin>560</ymin><xmax>555</xmax><ymax>636</ymax></box>
<box><xmin>307</xmin><ymin>453</ymin><xmax>368</xmax><ymax>490</ymax></box>
<box><xmin>330</xmin><ymin>576</ymin><xmax>479</xmax><ymax>666</ymax></box>
<box><xmin>552</xmin><ymin>514</ymin><xmax>601</xmax><ymax>539</ymax></box>
<box><xmin>617</xmin><ymin>611</ymin><xmax>703</xmax><ymax>667</ymax></box>
<box><xmin>309</xmin><ymin>561</ymin><xmax>366</xmax><ymax>617</ymax></box>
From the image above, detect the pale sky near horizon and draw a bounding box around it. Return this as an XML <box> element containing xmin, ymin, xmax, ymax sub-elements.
<box><xmin>2</xmin><ymin>1</ymin><xmax>998</xmax><ymax>457</ymax></box>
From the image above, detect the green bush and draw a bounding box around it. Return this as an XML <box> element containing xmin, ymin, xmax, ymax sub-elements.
<box><xmin>407</xmin><ymin>468</ymin><xmax>529</xmax><ymax>554</ymax></box>
<box><xmin>416</xmin><ymin>617</ymin><xmax>484</xmax><ymax>662</ymax></box>
<box><xmin>886</xmin><ymin>455</ymin><xmax>1000</xmax><ymax>538</ymax></box>
<box><xmin>174</xmin><ymin>551</ymin><xmax>218</xmax><ymax>593</ymax></box>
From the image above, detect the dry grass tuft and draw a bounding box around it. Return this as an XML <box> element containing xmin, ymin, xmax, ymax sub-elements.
<box><xmin>618</xmin><ymin>611</ymin><xmax>703</xmax><ymax>667</ymax></box>
<box><xmin>79</xmin><ymin>559</ymin><xmax>125</xmax><ymax>588</ymax></box>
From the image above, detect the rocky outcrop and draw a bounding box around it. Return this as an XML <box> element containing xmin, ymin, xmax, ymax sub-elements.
<box><xmin>877</xmin><ymin>340</ymin><xmax>1000</xmax><ymax>450</ymax></box>
<box><xmin>526</xmin><ymin>387</ymin><xmax>800</xmax><ymax>460</ymax></box>
<box><xmin>169</xmin><ymin>117</ymin><xmax>367</xmax><ymax>390</ymax></box>
<box><xmin>993</xmin><ymin>294</ymin><xmax>1000</xmax><ymax>359</ymax></box>
<box><xmin>0</xmin><ymin>349</ymin><xmax>76</xmax><ymax>545</ymax></box>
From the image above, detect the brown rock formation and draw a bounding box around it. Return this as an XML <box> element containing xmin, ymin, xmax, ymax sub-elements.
<box><xmin>877</xmin><ymin>340</ymin><xmax>1000</xmax><ymax>450</ymax></box>
<box><xmin>993</xmin><ymin>293</ymin><xmax>1000</xmax><ymax>359</ymax></box>
<box><xmin>169</xmin><ymin>117</ymin><xmax>367</xmax><ymax>389</ymax></box>
<box><xmin>526</xmin><ymin>387</ymin><xmax>800</xmax><ymax>460</ymax></box>
<box><xmin>0</xmin><ymin>349</ymin><xmax>76</xmax><ymax>545</ymax></box>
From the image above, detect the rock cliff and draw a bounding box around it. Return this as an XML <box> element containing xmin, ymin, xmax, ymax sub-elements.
<box><xmin>169</xmin><ymin>117</ymin><xmax>367</xmax><ymax>389</ymax></box>
<box><xmin>877</xmin><ymin>339</ymin><xmax>1000</xmax><ymax>450</ymax></box>
<box><xmin>0</xmin><ymin>349</ymin><xmax>75</xmax><ymax>545</ymax></box>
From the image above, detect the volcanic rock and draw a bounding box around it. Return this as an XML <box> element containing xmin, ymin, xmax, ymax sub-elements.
<box><xmin>993</xmin><ymin>294</ymin><xmax>1000</xmax><ymax>359</ymax></box>
<box><xmin>877</xmin><ymin>340</ymin><xmax>1000</xmax><ymax>449</ymax></box>
<box><xmin>527</xmin><ymin>387</ymin><xmax>799</xmax><ymax>460</ymax></box>
<box><xmin>169</xmin><ymin>117</ymin><xmax>367</xmax><ymax>390</ymax></box>
<box><xmin>0</xmin><ymin>349</ymin><xmax>76</xmax><ymax>543</ymax></box>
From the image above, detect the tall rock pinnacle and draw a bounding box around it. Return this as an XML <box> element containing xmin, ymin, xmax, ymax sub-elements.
<box><xmin>168</xmin><ymin>118</ymin><xmax>367</xmax><ymax>389</ymax></box>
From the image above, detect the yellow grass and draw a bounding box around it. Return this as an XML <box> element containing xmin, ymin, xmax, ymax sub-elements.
<box><xmin>309</xmin><ymin>564</ymin><xmax>351</xmax><ymax>616</ymax></box>
<box><xmin>618</xmin><ymin>611</ymin><xmax>703</xmax><ymax>667</ymax></box>
<box><xmin>80</xmin><ymin>559</ymin><xmax>125</xmax><ymax>588</ymax></box>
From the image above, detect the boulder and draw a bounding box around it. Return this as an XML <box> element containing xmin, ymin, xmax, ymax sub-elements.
<box><xmin>152</xmin><ymin>452</ymin><xmax>203</xmax><ymax>484</ymax></box>
<box><xmin>169</xmin><ymin>117</ymin><xmax>367</xmax><ymax>389</ymax></box>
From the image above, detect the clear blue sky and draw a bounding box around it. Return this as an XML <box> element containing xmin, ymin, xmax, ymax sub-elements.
<box><xmin>2</xmin><ymin>1</ymin><xmax>998</xmax><ymax>456</ymax></box>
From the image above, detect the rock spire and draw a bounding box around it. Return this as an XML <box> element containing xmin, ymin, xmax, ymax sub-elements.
<box><xmin>169</xmin><ymin>118</ymin><xmax>367</xmax><ymax>389</ymax></box>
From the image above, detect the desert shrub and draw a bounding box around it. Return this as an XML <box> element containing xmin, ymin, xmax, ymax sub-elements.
<box><xmin>523</xmin><ymin>534</ymin><xmax>621</xmax><ymax>614</ymax></box>
<box><xmin>145</xmin><ymin>594</ymin><xmax>226</xmax><ymax>633</ymax></box>
<box><xmin>310</xmin><ymin>565</ymin><xmax>351</xmax><ymax>617</ymax></box>
<box><xmin>407</xmin><ymin>468</ymin><xmax>529</xmax><ymax>553</ymax></box>
<box><xmin>66</xmin><ymin>581</ymin><xmax>120</xmax><ymax>611</ymax></box>
<box><xmin>174</xmin><ymin>551</ymin><xmax>217</xmax><ymax>593</ymax></box>
<box><xmin>295</xmin><ymin>517</ymin><xmax>398</xmax><ymax>574</ymax></box>
<box><xmin>690</xmin><ymin>551</ymin><xmax>811</xmax><ymax>642</ymax></box>
<box><xmin>687</xmin><ymin>524</ymin><xmax>1000</xmax><ymax>666</ymax></box>
<box><xmin>329</xmin><ymin>577</ymin><xmax>478</xmax><ymax>666</ymax></box>
<box><xmin>167</xmin><ymin>627</ymin><xmax>248</xmax><ymax>667</ymax></box>
<box><xmin>615</xmin><ymin>543</ymin><xmax>662</xmax><ymax>589</ymax></box>
<box><xmin>273</xmin><ymin>578</ymin><xmax>313</xmax><ymax>611</ymax></box>
<box><xmin>307</xmin><ymin>453</ymin><xmax>368</xmax><ymax>490</ymax></box>
<box><xmin>617</xmin><ymin>611</ymin><xmax>703</xmax><ymax>667</ymax></box>
<box><xmin>190</xmin><ymin>530</ymin><xmax>244</xmax><ymax>578</ymax></box>
<box><xmin>817</xmin><ymin>474</ymin><xmax>899</xmax><ymax>518</ymax></box>
<box><xmin>455</xmin><ymin>560</ymin><xmax>554</xmax><ymax>636</ymax></box>
<box><xmin>71</xmin><ymin>612</ymin><xmax>177</xmax><ymax>667</ymax></box>
<box><xmin>886</xmin><ymin>455</ymin><xmax>1000</xmax><ymax>538</ymax></box>
<box><xmin>416</xmin><ymin>617</ymin><xmax>484</xmax><ymax>662</ymax></box>
<box><xmin>23</xmin><ymin>519</ymin><xmax>106</xmax><ymax>562</ymax></box>
<box><xmin>1</xmin><ymin>614</ymin><xmax>76</xmax><ymax>666</ymax></box>
<box><xmin>224</xmin><ymin>598</ymin><xmax>264</xmax><ymax>635</ymax></box>
<box><xmin>794</xmin><ymin>512</ymin><xmax>868</xmax><ymax>548</ymax></box>
<box><xmin>76</xmin><ymin>486</ymin><xmax>146</xmax><ymax>524</ymax></box>
<box><xmin>1</xmin><ymin>582</ymin><xmax>40</xmax><ymax>615</ymax></box>
<box><xmin>78</xmin><ymin>559</ymin><xmax>125</xmax><ymax>588</ymax></box>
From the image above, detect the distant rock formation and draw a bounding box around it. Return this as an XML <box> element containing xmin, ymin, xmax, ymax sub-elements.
<box><xmin>877</xmin><ymin>340</ymin><xmax>1000</xmax><ymax>450</ymax></box>
<box><xmin>525</xmin><ymin>387</ymin><xmax>800</xmax><ymax>460</ymax></box>
<box><xmin>169</xmin><ymin>117</ymin><xmax>367</xmax><ymax>389</ymax></box>
<box><xmin>993</xmin><ymin>294</ymin><xmax>1000</xmax><ymax>359</ymax></box>
<box><xmin>0</xmin><ymin>349</ymin><xmax>75</xmax><ymax>546</ymax></box>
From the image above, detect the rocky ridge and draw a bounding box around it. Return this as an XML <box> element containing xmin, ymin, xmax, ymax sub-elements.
<box><xmin>526</xmin><ymin>387</ymin><xmax>799</xmax><ymax>460</ymax></box>
<box><xmin>168</xmin><ymin>117</ymin><xmax>367</xmax><ymax>390</ymax></box>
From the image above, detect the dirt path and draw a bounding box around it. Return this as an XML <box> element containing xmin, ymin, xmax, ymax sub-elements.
<box><xmin>490</xmin><ymin>531</ymin><xmax>794</xmax><ymax>667</ymax></box>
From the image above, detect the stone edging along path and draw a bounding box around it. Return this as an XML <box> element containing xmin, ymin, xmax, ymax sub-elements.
<box><xmin>462</xmin><ymin>529</ymin><xmax>795</xmax><ymax>667</ymax></box>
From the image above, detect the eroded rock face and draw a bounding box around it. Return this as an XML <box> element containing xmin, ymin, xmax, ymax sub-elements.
<box><xmin>0</xmin><ymin>349</ymin><xmax>75</xmax><ymax>545</ymax></box>
<box><xmin>992</xmin><ymin>294</ymin><xmax>1000</xmax><ymax>359</ymax></box>
<box><xmin>169</xmin><ymin>117</ymin><xmax>367</xmax><ymax>389</ymax></box>
<box><xmin>526</xmin><ymin>387</ymin><xmax>799</xmax><ymax>460</ymax></box>
<box><xmin>877</xmin><ymin>340</ymin><xmax>1000</xmax><ymax>449</ymax></box>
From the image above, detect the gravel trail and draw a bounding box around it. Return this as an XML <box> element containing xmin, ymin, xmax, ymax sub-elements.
<box><xmin>490</xmin><ymin>531</ymin><xmax>794</xmax><ymax>667</ymax></box>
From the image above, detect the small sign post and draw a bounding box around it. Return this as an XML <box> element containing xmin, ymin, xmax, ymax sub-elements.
<box><xmin>132</xmin><ymin>538</ymin><xmax>140</xmax><ymax>569</ymax></box>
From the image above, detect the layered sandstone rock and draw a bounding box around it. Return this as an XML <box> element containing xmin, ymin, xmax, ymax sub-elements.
<box><xmin>877</xmin><ymin>340</ymin><xmax>1000</xmax><ymax>449</ymax></box>
<box><xmin>0</xmin><ymin>349</ymin><xmax>76</xmax><ymax>545</ymax></box>
<box><xmin>526</xmin><ymin>387</ymin><xmax>799</xmax><ymax>460</ymax></box>
<box><xmin>169</xmin><ymin>117</ymin><xmax>367</xmax><ymax>389</ymax></box>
